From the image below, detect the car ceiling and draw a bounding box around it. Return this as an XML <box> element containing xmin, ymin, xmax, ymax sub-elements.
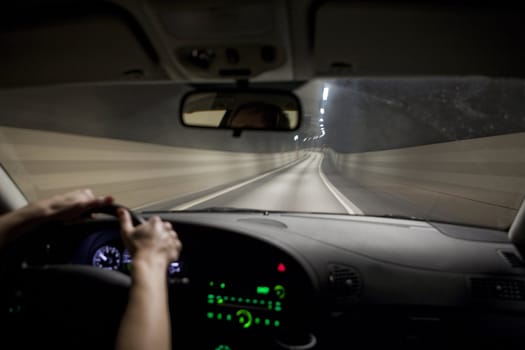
<box><xmin>1</xmin><ymin>0</ymin><xmax>525</xmax><ymax>88</ymax></box>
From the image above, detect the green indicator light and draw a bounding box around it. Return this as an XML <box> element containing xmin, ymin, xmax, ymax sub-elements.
<box><xmin>236</xmin><ymin>309</ymin><xmax>253</xmax><ymax>329</ymax></box>
<box><xmin>274</xmin><ymin>320</ymin><xmax>280</xmax><ymax>327</ymax></box>
<box><xmin>275</xmin><ymin>301</ymin><xmax>282</xmax><ymax>307</ymax></box>
<box><xmin>215</xmin><ymin>345</ymin><xmax>232</xmax><ymax>350</ymax></box>
<box><xmin>209</xmin><ymin>281</ymin><xmax>214</xmax><ymax>287</ymax></box>
<box><xmin>255</xmin><ymin>317</ymin><xmax>261</xmax><ymax>325</ymax></box>
<box><xmin>253</xmin><ymin>300</ymin><xmax>258</xmax><ymax>305</ymax></box>
<box><xmin>268</xmin><ymin>305</ymin><xmax>273</xmax><ymax>310</ymax></box>
<box><xmin>208</xmin><ymin>299</ymin><xmax>214</xmax><ymax>304</ymax></box>
<box><xmin>208</xmin><ymin>294</ymin><xmax>214</xmax><ymax>299</ymax></box>
<box><xmin>207</xmin><ymin>312</ymin><xmax>214</xmax><ymax>319</ymax></box>
<box><xmin>245</xmin><ymin>299</ymin><xmax>251</xmax><ymax>304</ymax></box>
<box><xmin>226</xmin><ymin>314</ymin><xmax>232</xmax><ymax>321</ymax></box>
<box><xmin>275</xmin><ymin>306</ymin><xmax>282</xmax><ymax>312</ymax></box>
<box><xmin>238</xmin><ymin>298</ymin><xmax>243</xmax><ymax>303</ymax></box>
<box><xmin>224</xmin><ymin>296</ymin><xmax>229</xmax><ymax>301</ymax></box>
<box><xmin>265</xmin><ymin>319</ymin><xmax>270</xmax><ymax>326</ymax></box>
<box><xmin>218</xmin><ymin>299</ymin><xmax>224</xmax><ymax>304</ymax></box>
<box><xmin>217</xmin><ymin>313</ymin><xmax>223</xmax><ymax>320</ymax></box>
<box><xmin>257</xmin><ymin>286</ymin><xmax>270</xmax><ymax>295</ymax></box>
<box><xmin>274</xmin><ymin>285</ymin><xmax>286</xmax><ymax>299</ymax></box>
<box><xmin>231</xmin><ymin>297</ymin><xmax>236</xmax><ymax>302</ymax></box>
<box><xmin>220</xmin><ymin>283</ymin><xmax>226</xmax><ymax>289</ymax></box>
<box><xmin>260</xmin><ymin>300</ymin><xmax>265</xmax><ymax>305</ymax></box>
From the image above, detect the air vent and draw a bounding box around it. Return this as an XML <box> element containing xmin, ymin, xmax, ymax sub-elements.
<box><xmin>327</xmin><ymin>264</ymin><xmax>361</xmax><ymax>303</ymax></box>
<box><xmin>500</xmin><ymin>251</ymin><xmax>525</xmax><ymax>268</ymax></box>
<box><xmin>471</xmin><ymin>278</ymin><xmax>525</xmax><ymax>301</ymax></box>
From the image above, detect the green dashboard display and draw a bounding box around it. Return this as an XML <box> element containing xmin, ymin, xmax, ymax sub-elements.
<box><xmin>206</xmin><ymin>281</ymin><xmax>286</xmax><ymax>329</ymax></box>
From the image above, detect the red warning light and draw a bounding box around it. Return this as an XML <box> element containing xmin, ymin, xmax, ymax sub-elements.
<box><xmin>277</xmin><ymin>263</ymin><xmax>286</xmax><ymax>273</ymax></box>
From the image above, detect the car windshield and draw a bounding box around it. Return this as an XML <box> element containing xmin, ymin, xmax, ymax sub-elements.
<box><xmin>0</xmin><ymin>77</ymin><xmax>524</xmax><ymax>230</ymax></box>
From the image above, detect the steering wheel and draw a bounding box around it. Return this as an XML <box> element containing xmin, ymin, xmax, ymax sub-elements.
<box><xmin>95</xmin><ymin>203</ymin><xmax>145</xmax><ymax>226</ymax></box>
<box><xmin>0</xmin><ymin>204</ymin><xmax>143</xmax><ymax>349</ymax></box>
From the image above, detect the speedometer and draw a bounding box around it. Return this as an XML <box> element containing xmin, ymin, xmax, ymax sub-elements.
<box><xmin>92</xmin><ymin>246</ymin><xmax>121</xmax><ymax>271</ymax></box>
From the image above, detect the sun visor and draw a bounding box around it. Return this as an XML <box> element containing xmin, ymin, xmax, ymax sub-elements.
<box><xmin>313</xmin><ymin>2</ymin><xmax>525</xmax><ymax>78</ymax></box>
<box><xmin>0</xmin><ymin>2</ymin><xmax>168</xmax><ymax>87</ymax></box>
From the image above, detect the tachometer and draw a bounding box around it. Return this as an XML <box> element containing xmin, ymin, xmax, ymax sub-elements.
<box><xmin>92</xmin><ymin>246</ymin><xmax>121</xmax><ymax>271</ymax></box>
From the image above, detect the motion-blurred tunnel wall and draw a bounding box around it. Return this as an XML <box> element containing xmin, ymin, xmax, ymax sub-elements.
<box><xmin>0</xmin><ymin>126</ymin><xmax>303</xmax><ymax>208</ymax></box>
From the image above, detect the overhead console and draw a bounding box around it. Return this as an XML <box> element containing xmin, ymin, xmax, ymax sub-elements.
<box><xmin>142</xmin><ymin>0</ymin><xmax>294</xmax><ymax>80</ymax></box>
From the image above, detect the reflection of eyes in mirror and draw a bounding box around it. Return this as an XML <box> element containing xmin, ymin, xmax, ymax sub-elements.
<box><xmin>222</xmin><ymin>102</ymin><xmax>291</xmax><ymax>130</ymax></box>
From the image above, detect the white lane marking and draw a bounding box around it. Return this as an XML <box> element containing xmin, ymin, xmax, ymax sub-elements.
<box><xmin>317</xmin><ymin>153</ymin><xmax>363</xmax><ymax>215</ymax></box>
<box><xmin>170</xmin><ymin>155</ymin><xmax>311</xmax><ymax>210</ymax></box>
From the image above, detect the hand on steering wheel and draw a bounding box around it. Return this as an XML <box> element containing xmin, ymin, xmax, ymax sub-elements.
<box><xmin>118</xmin><ymin>209</ymin><xmax>182</xmax><ymax>271</ymax></box>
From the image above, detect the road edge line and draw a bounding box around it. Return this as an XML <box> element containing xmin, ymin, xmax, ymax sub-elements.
<box><xmin>317</xmin><ymin>153</ymin><xmax>363</xmax><ymax>215</ymax></box>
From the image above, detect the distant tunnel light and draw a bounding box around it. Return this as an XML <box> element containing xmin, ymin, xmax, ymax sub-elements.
<box><xmin>322</xmin><ymin>87</ymin><xmax>329</xmax><ymax>101</ymax></box>
<box><xmin>320</xmin><ymin>108</ymin><xmax>325</xmax><ymax>115</ymax></box>
<box><xmin>319</xmin><ymin>118</ymin><xmax>324</xmax><ymax>122</ymax></box>
<box><xmin>294</xmin><ymin>135</ymin><xmax>299</xmax><ymax>141</ymax></box>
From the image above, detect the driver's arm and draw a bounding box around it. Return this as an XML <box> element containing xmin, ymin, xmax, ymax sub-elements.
<box><xmin>0</xmin><ymin>189</ymin><xmax>112</xmax><ymax>251</ymax></box>
<box><xmin>116</xmin><ymin>209</ymin><xmax>182</xmax><ymax>350</ymax></box>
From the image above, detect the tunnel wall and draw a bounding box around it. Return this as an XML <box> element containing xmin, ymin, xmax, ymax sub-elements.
<box><xmin>0</xmin><ymin>126</ymin><xmax>302</xmax><ymax>209</ymax></box>
<box><xmin>326</xmin><ymin>132</ymin><xmax>525</xmax><ymax>228</ymax></box>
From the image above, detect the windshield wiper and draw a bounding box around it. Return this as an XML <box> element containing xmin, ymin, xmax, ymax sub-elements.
<box><xmin>144</xmin><ymin>208</ymin><xmax>425</xmax><ymax>220</ymax></box>
<box><xmin>175</xmin><ymin>207</ymin><xmax>274</xmax><ymax>214</ymax></box>
<box><xmin>372</xmin><ymin>213</ymin><xmax>426</xmax><ymax>221</ymax></box>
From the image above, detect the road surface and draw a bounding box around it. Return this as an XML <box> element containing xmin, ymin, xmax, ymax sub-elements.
<box><xmin>173</xmin><ymin>152</ymin><xmax>360</xmax><ymax>214</ymax></box>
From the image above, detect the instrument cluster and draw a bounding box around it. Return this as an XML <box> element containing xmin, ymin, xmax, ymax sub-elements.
<box><xmin>71</xmin><ymin>228</ymin><xmax>184</xmax><ymax>278</ymax></box>
<box><xmin>91</xmin><ymin>244</ymin><xmax>183</xmax><ymax>277</ymax></box>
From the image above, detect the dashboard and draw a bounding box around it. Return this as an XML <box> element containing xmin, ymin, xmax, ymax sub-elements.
<box><xmin>67</xmin><ymin>220</ymin><xmax>316</xmax><ymax>350</ymax></box>
<box><xmin>2</xmin><ymin>211</ymin><xmax>525</xmax><ymax>350</ymax></box>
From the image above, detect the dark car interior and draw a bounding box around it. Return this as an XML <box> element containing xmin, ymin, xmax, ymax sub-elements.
<box><xmin>3</xmin><ymin>209</ymin><xmax>525</xmax><ymax>349</ymax></box>
<box><xmin>1</xmin><ymin>1</ymin><xmax>525</xmax><ymax>350</ymax></box>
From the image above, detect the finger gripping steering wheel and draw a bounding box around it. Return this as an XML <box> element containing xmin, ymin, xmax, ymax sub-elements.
<box><xmin>95</xmin><ymin>203</ymin><xmax>145</xmax><ymax>226</ymax></box>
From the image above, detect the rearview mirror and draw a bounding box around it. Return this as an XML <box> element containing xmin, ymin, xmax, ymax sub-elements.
<box><xmin>181</xmin><ymin>90</ymin><xmax>301</xmax><ymax>132</ymax></box>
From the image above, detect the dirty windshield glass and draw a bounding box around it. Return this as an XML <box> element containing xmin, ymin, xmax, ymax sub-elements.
<box><xmin>0</xmin><ymin>78</ymin><xmax>524</xmax><ymax>230</ymax></box>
